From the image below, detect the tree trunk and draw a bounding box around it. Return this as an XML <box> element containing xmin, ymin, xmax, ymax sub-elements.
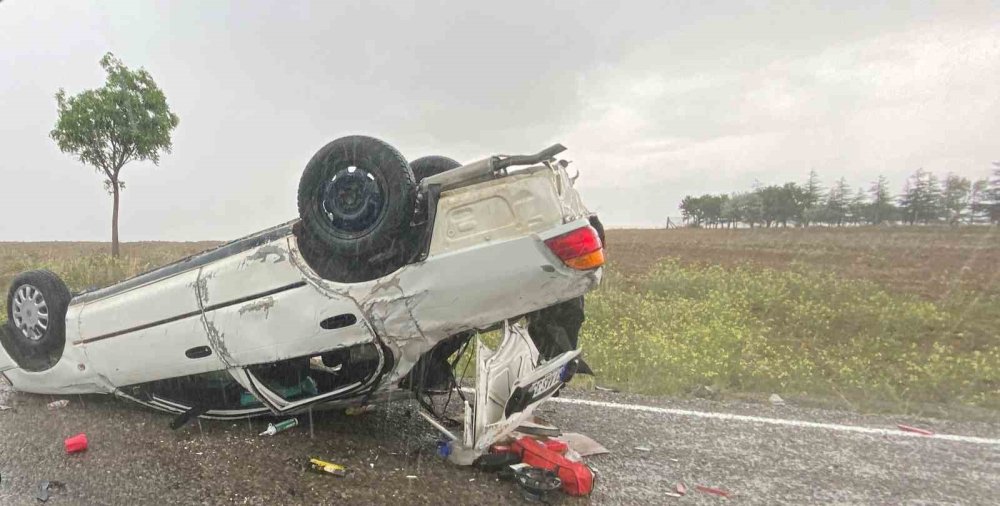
<box><xmin>111</xmin><ymin>180</ymin><xmax>120</xmax><ymax>258</ymax></box>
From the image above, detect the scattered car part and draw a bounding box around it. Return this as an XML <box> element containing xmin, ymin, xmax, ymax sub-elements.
<box><xmin>36</xmin><ymin>481</ymin><xmax>51</xmax><ymax>503</ymax></box>
<box><xmin>676</xmin><ymin>482</ymin><xmax>688</xmax><ymax>496</ymax></box>
<box><xmin>515</xmin><ymin>420</ymin><xmax>563</xmax><ymax>438</ymax></box>
<box><xmin>474</xmin><ymin>452</ymin><xmax>521</xmax><ymax>472</ymax></box>
<box><xmin>696</xmin><ymin>485</ymin><xmax>732</xmax><ymax>498</ymax></box>
<box><xmin>64</xmin><ymin>433</ymin><xmax>87</xmax><ymax>453</ymax></box>
<box><xmin>769</xmin><ymin>393</ymin><xmax>785</xmax><ymax>405</ymax></box>
<box><xmin>554</xmin><ymin>433</ymin><xmax>609</xmax><ymax>457</ymax></box>
<box><xmin>511</xmin><ymin>436</ymin><xmax>595</xmax><ymax>496</ymax></box>
<box><xmin>47</xmin><ymin>400</ymin><xmax>69</xmax><ymax>410</ymax></box>
<box><xmin>897</xmin><ymin>424</ymin><xmax>934</xmax><ymax>436</ymax></box>
<box><xmin>308</xmin><ymin>458</ymin><xmax>346</xmax><ymax>477</ymax></box>
<box><xmin>260</xmin><ymin>418</ymin><xmax>299</xmax><ymax>436</ymax></box>
<box><xmin>513</xmin><ymin>465</ymin><xmax>562</xmax><ymax>502</ymax></box>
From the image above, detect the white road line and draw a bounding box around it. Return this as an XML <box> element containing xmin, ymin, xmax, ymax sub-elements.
<box><xmin>550</xmin><ymin>397</ymin><xmax>1000</xmax><ymax>446</ymax></box>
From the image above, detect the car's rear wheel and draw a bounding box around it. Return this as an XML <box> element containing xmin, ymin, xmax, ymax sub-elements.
<box><xmin>410</xmin><ymin>155</ymin><xmax>461</xmax><ymax>183</ymax></box>
<box><xmin>297</xmin><ymin>136</ymin><xmax>417</xmax><ymax>281</ymax></box>
<box><xmin>4</xmin><ymin>270</ymin><xmax>70</xmax><ymax>368</ymax></box>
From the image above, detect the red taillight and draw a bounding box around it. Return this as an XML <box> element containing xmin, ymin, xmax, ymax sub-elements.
<box><xmin>544</xmin><ymin>226</ymin><xmax>605</xmax><ymax>270</ymax></box>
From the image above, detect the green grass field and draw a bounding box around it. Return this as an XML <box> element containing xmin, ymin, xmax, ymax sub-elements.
<box><xmin>2</xmin><ymin>226</ymin><xmax>998</xmax><ymax>416</ymax></box>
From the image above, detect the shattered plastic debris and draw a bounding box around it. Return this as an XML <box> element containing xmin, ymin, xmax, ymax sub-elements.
<box><xmin>259</xmin><ymin>418</ymin><xmax>299</xmax><ymax>436</ymax></box>
<box><xmin>594</xmin><ymin>385</ymin><xmax>619</xmax><ymax>393</ymax></box>
<box><xmin>64</xmin><ymin>433</ymin><xmax>88</xmax><ymax>454</ymax></box>
<box><xmin>512</xmin><ymin>436</ymin><xmax>595</xmax><ymax>496</ymax></box>
<box><xmin>36</xmin><ymin>480</ymin><xmax>65</xmax><ymax>502</ymax></box>
<box><xmin>634</xmin><ymin>446</ymin><xmax>651</xmax><ymax>452</ymax></box>
<box><xmin>676</xmin><ymin>482</ymin><xmax>688</xmax><ymax>495</ymax></box>
<box><xmin>308</xmin><ymin>458</ymin><xmax>346</xmax><ymax>477</ymax></box>
<box><xmin>769</xmin><ymin>393</ymin><xmax>785</xmax><ymax>406</ymax></box>
<box><xmin>47</xmin><ymin>400</ymin><xmax>69</xmax><ymax>410</ymax></box>
<box><xmin>345</xmin><ymin>405</ymin><xmax>375</xmax><ymax>416</ymax></box>
<box><xmin>512</xmin><ymin>464</ymin><xmax>562</xmax><ymax>502</ymax></box>
<box><xmin>36</xmin><ymin>481</ymin><xmax>50</xmax><ymax>503</ymax></box>
<box><xmin>474</xmin><ymin>452</ymin><xmax>521</xmax><ymax>472</ymax></box>
<box><xmin>0</xmin><ymin>404</ymin><xmax>11</xmax><ymax>411</ymax></box>
<box><xmin>897</xmin><ymin>424</ymin><xmax>934</xmax><ymax>436</ymax></box>
<box><xmin>696</xmin><ymin>485</ymin><xmax>732</xmax><ymax>498</ymax></box>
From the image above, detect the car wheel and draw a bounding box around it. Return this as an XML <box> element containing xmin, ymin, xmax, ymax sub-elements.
<box><xmin>6</xmin><ymin>270</ymin><xmax>70</xmax><ymax>356</ymax></box>
<box><xmin>297</xmin><ymin>136</ymin><xmax>417</xmax><ymax>281</ymax></box>
<box><xmin>410</xmin><ymin>155</ymin><xmax>461</xmax><ymax>183</ymax></box>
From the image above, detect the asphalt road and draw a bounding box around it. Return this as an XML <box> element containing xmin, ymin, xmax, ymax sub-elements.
<box><xmin>1</xmin><ymin>380</ymin><xmax>998</xmax><ymax>505</ymax></box>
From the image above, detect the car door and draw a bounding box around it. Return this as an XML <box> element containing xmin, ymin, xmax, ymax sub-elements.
<box><xmin>76</xmin><ymin>267</ymin><xmax>219</xmax><ymax>387</ymax></box>
<box><xmin>195</xmin><ymin>236</ymin><xmax>376</xmax><ymax>368</ymax></box>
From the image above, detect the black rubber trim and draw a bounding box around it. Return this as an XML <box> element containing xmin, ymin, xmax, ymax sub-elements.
<box><xmin>71</xmin><ymin>221</ymin><xmax>296</xmax><ymax>305</ymax></box>
<box><xmin>185</xmin><ymin>346</ymin><xmax>212</xmax><ymax>359</ymax></box>
<box><xmin>73</xmin><ymin>281</ymin><xmax>307</xmax><ymax>345</ymax></box>
<box><xmin>320</xmin><ymin>313</ymin><xmax>357</xmax><ymax>330</ymax></box>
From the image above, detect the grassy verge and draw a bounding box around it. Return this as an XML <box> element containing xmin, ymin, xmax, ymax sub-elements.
<box><xmin>0</xmin><ymin>242</ymin><xmax>216</xmax><ymax>324</ymax></box>
<box><xmin>580</xmin><ymin>259</ymin><xmax>1000</xmax><ymax>412</ymax></box>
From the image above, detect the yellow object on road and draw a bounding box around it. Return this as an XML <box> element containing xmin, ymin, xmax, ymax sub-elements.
<box><xmin>309</xmin><ymin>458</ymin><xmax>346</xmax><ymax>477</ymax></box>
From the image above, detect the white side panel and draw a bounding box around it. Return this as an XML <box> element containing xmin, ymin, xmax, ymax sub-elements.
<box><xmin>198</xmin><ymin>237</ymin><xmax>304</xmax><ymax>306</ymax></box>
<box><xmin>198</xmin><ymin>237</ymin><xmax>374</xmax><ymax>367</ymax></box>
<box><xmin>83</xmin><ymin>316</ymin><xmax>217</xmax><ymax>386</ymax></box>
<box><xmin>203</xmin><ymin>284</ymin><xmax>374</xmax><ymax>367</ymax></box>
<box><xmin>76</xmin><ymin>269</ymin><xmax>201</xmax><ymax>342</ymax></box>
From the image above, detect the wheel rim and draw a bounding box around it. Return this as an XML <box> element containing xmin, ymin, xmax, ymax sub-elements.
<box><xmin>11</xmin><ymin>284</ymin><xmax>48</xmax><ymax>341</ymax></box>
<box><xmin>320</xmin><ymin>165</ymin><xmax>385</xmax><ymax>235</ymax></box>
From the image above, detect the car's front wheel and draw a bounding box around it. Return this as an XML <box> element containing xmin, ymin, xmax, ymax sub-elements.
<box><xmin>5</xmin><ymin>270</ymin><xmax>70</xmax><ymax>368</ymax></box>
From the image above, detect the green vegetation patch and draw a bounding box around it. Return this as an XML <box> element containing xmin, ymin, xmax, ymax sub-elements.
<box><xmin>582</xmin><ymin>259</ymin><xmax>1000</xmax><ymax>410</ymax></box>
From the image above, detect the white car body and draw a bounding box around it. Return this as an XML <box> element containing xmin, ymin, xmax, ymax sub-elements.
<box><xmin>1</xmin><ymin>156</ymin><xmax>602</xmax><ymax>451</ymax></box>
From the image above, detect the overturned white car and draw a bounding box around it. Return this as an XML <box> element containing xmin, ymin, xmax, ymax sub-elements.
<box><xmin>1</xmin><ymin>136</ymin><xmax>603</xmax><ymax>453</ymax></box>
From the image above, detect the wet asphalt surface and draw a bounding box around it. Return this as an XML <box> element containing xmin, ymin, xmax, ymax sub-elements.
<box><xmin>1</xmin><ymin>380</ymin><xmax>998</xmax><ymax>505</ymax></box>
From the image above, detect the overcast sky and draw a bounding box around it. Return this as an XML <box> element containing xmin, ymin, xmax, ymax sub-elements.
<box><xmin>2</xmin><ymin>1</ymin><xmax>998</xmax><ymax>240</ymax></box>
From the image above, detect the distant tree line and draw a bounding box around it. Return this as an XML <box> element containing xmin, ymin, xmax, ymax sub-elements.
<box><xmin>679</xmin><ymin>163</ymin><xmax>1000</xmax><ymax>228</ymax></box>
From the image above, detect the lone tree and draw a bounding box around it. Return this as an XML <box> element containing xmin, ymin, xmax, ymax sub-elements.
<box><xmin>50</xmin><ymin>53</ymin><xmax>179</xmax><ymax>257</ymax></box>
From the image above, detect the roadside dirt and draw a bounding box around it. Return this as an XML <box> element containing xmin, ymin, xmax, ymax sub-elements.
<box><xmin>2</xmin><ymin>381</ymin><xmax>997</xmax><ymax>504</ymax></box>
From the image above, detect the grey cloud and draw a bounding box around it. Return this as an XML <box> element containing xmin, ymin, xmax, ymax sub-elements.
<box><xmin>1</xmin><ymin>1</ymin><xmax>998</xmax><ymax>237</ymax></box>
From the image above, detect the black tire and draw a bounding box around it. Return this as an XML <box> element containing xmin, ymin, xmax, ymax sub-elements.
<box><xmin>6</xmin><ymin>270</ymin><xmax>70</xmax><ymax>356</ymax></box>
<box><xmin>410</xmin><ymin>155</ymin><xmax>461</xmax><ymax>182</ymax></box>
<box><xmin>297</xmin><ymin>136</ymin><xmax>417</xmax><ymax>280</ymax></box>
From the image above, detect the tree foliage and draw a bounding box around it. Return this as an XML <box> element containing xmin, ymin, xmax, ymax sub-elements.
<box><xmin>50</xmin><ymin>53</ymin><xmax>179</xmax><ymax>256</ymax></box>
<box><xmin>676</xmin><ymin>164</ymin><xmax>996</xmax><ymax>228</ymax></box>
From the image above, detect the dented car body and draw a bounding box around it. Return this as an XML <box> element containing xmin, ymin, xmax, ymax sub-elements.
<box><xmin>1</xmin><ymin>139</ymin><xmax>603</xmax><ymax>453</ymax></box>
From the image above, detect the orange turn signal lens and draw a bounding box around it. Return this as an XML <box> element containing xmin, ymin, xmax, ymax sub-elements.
<box><xmin>564</xmin><ymin>248</ymin><xmax>605</xmax><ymax>270</ymax></box>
